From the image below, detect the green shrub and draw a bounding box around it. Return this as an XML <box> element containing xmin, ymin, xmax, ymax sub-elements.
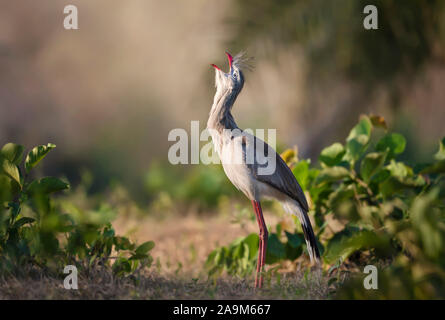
<box><xmin>0</xmin><ymin>143</ymin><xmax>154</xmax><ymax>277</ymax></box>
<box><xmin>205</xmin><ymin>115</ymin><xmax>445</xmax><ymax>298</ymax></box>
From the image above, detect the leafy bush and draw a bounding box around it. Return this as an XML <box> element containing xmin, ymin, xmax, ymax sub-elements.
<box><xmin>205</xmin><ymin>115</ymin><xmax>445</xmax><ymax>298</ymax></box>
<box><xmin>0</xmin><ymin>143</ymin><xmax>154</xmax><ymax>277</ymax></box>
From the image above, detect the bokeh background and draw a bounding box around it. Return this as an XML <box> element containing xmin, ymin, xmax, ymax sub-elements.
<box><xmin>1</xmin><ymin>0</ymin><xmax>445</xmax><ymax>205</ymax></box>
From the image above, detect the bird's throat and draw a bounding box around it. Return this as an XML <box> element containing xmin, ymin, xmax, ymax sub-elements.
<box><xmin>207</xmin><ymin>89</ymin><xmax>239</xmax><ymax>132</ymax></box>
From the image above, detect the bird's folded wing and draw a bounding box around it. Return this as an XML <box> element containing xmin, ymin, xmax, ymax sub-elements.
<box><xmin>246</xmin><ymin>136</ymin><xmax>309</xmax><ymax>212</ymax></box>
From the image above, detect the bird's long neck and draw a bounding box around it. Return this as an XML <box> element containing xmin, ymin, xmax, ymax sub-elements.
<box><xmin>207</xmin><ymin>88</ymin><xmax>239</xmax><ymax>132</ymax></box>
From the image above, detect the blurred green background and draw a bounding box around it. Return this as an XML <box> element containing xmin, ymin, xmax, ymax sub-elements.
<box><xmin>1</xmin><ymin>0</ymin><xmax>444</xmax><ymax>206</ymax></box>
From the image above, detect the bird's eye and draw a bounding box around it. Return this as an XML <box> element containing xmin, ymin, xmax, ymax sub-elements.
<box><xmin>233</xmin><ymin>72</ymin><xmax>238</xmax><ymax>78</ymax></box>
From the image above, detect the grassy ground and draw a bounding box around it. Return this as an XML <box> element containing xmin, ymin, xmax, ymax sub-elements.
<box><xmin>112</xmin><ymin>210</ymin><xmax>284</xmax><ymax>276</ymax></box>
<box><xmin>0</xmin><ymin>270</ymin><xmax>332</xmax><ymax>299</ymax></box>
<box><xmin>0</xmin><ymin>209</ymin><xmax>338</xmax><ymax>299</ymax></box>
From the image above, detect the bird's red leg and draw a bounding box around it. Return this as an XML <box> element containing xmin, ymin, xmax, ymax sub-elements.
<box><xmin>252</xmin><ymin>200</ymin><xmax>268</xmax><ymax>288</ymax></box>
<box><xmin>258</xmin><ymin>202</ymin><xmax>268</xmax><ymax>287</ymax></box>
<box><xmin>252</xmin><ymin>200</ymin><xmax>263</xmax><ymax>288</ymax></box>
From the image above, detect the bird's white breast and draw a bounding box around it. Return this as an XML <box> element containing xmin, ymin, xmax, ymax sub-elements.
<box><xmin>211</xmin><ymin>131</ymin><xmax>255</xmax><ymax>200</ymax></box>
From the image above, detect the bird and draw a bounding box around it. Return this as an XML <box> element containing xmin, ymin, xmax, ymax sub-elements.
<box><xmin>208</xmin><ymin>52</ymin><xmax>321</xmax><ymax>288</ymax></box>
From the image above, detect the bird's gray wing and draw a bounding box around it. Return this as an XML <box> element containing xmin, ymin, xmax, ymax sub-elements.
<box><xmin>243</xmin><ymin>134</ymin><xmax>309</xmax><ymax>212</ymax></box>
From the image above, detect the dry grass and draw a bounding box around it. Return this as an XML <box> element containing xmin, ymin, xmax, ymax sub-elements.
<box><xmin>112</xmin><ymin>209</ymin><xmax>286</xmax><ymax>277</ymax></box>
<box><xmin>0</xmin><ymin>210</ymin><xmax>338</xmax><ymax>299</ymax></box>
<box><xmin>0</xmin><ymin>268</ymin><xmax>333</xmax><ymax>300</ymax></box>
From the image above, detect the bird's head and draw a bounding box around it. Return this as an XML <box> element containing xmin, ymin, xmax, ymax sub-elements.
<box><xmin>211</xmin><ymin>52</ymin><xmax>247</xmax><ymax>94</ymax></box>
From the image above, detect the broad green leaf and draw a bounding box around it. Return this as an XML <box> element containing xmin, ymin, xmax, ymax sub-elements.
<box><xmin>1</xmin><ymin>143</ymin><xmax>24</xmax><ymax>165</ymax></box>
<box><xmin>328</xmin><ymin>186</ymin><xmax>359</xmax><ymax>221</ymax></box>
<box><xmin>114</xmin><ymin>236</ymin><xmax>133</xmax><ymax>250</ymax></box>
<box><xmin>12</xmin><ymin>217</ymin><xmax>36</xmax><ymax>229</ymax></box>
<box><xmin>410</xmin><ymin>189</ymin><xmax>443</xmax><ymax>259</ymax></box>
<box><xmin>112</xmin><ymin>258</ymin><xmax>132</xmax><ymax>275</ymax></box>
<box><xmin>285</xmin><ymin>231</ymin><xmax>304</xmax><ymax>248</ymax></box>
<box><xmin>328</xmin><ymin>186</ymin><xmax>355</xmax><ymax>208</ymax></box>
<box><xmin>266</xmin><ymin>233</ymin><xmax>286</xmax><ymax>264</ymax></box>
<box><xmin>376</xmin><ymin>133</ymin><xmax>406</xmax><ymax>158</ymax></box>
<box><xmin>371</xmin><ymin>169</ymin><xmax>391</xmax><ymax>183</ymax></box>
<box><xmin>434</xmin><ymin>137</ymin><xmax>445</xmax><ymax>161</ymax></box>
<box><xmin>135</xmin><ymin>241</ymin><xmax>155</xmax><ymax>255</ymax></box>
<box><xmin>25</xmin><ymin>143</ymin><xmax>56</xmax><ymax>173</ymax></box>
<box><xmin>344</xmin><ymin>116</ymin><xmax>372</xmax><ymax>163</ymax></box>
<box><xmin>292</xmin><ymin>160</ymin><xmax>310</xmax><ymax>190</ymax></box>
<box><xmin>285</xmin><ymin>241</ymin><xmax>303</xmax><ymax>261</ymax></box>
<box><xmin>324</xmin><ymin>230</ymin><xmax>390</xmax><ymax>264</ymax></box>
<box><xmin>242</xmin><ymin>233</ymin><xmax>259</xmax><ymax>260</ymax></box>
<box><xmin>360</xmin><ymin>152</ymin><xmax>386</xmax><ymax>183</ymax></box>
<box><xmin>0</xmin><ymin>174</ymin><xmax>13</xmax><ymax>201</ymax></box>
<box><xmin>9</xmin><ymin>201</ymin><xmax>21</xmax><ymax>219</ymax></box>
<box><xmin>379</xmin><ymin>174</ymin><xmax>425</xmax><ymax>197</ymax></box>
<box><xmin>233</xmin><ymin>242</ymin><xmax>244</xmax><ymax>259</ymax></box>
<box><xmin>205</xmin><ymin>250</ymin><xmax>218</xmax><ymax>268</ymax></box>
<box><xmin>315</xmin><ymin>166</ymin><xmax>350</xmax><ymax>184</ymax></box>
<box><xmin>319</xmin><ymin>143</ymin><xmax>346</xmax><ymax>167</ymax></box>
<box><xmin>0</xmin><ymin>156</ymin><xmax>21</xmax><ymax>187</ymax></box>
<box><xmin>347</xmin><ymin>116</ymin><xmax>372</xmax><ymax>141</ymax></box>
<box><xmin>27</xmin><ymin>177</ymin><xmax>69</xmax><ymax>195</ymax></box>
<box><xmin>386</xmin><ymin>160</ymin><xmax>410</xmax><ymax>178</ymax></box>
<box><xmin>103</xmin><ymin>228</ymin><xmax>115</xmax><ymax>238</ymax></box>
<box><xmin>420</xmin><ymin>160</ymin><xmax>445</xmax><ymax>174</ymax></box>
<box><xmin>129</xmin><ymin>253</ymin><xmax>149</xmax><ymax>260</ymax></box>
<box><xmin>324</xmin><ymin>226</ymin><xmax>359</xmax><ymax>263</ymax></box>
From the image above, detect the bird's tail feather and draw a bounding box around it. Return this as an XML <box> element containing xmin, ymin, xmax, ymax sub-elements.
<box><xmin>300</xmin><ymin>210</ymin><xmax>321</xmax><ymax>266</ymax></box>
<box><xmin>283</xmin><ymin>200</ymin><xmax>321</xmax><ymax>265</ymax></box>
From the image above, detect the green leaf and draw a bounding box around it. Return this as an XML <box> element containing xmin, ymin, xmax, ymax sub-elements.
<box><xmin>434</xmin><ymin>137</ymin><xmax>445</xmax><ymax>161</ymax></box>
<box><xmin>292</xmin><ymin>160</ymin><xmax>310</xmax><ymax>190</ymax></box>
<box><xmin>319</xmin><ymin>143</ymin><xmax>346</xmax><ymax>167</ymax></box>
<box><xmin>135</xmin><ymin>241</ymin><xmax>155</xmax><ymax>255</ymax></box>
<box><xmin>315</xmin><ymin>166</ymin><xmax>350</xmax><ymax>185</ymax></box>
<box><xmin>285</xmin><ymin>241</ymin><xmax>303</xmax><ymax>260</ymax></box>
<box><xmin>360</xmin><ymin>152</ymin><xmax>386</xmax><ymax>183</ymax></box>
<box><xmin>410</xmin><ymin>188</ymin><xmax>443</xmax><ymax>259</ymax></box>
<box><xmin>233</xmin><ymin>242</ymin><xmax>245</xmax><ymax>260</ymax></box>
<box><xmin>114</xmin><ymin>236</ymin><xmax>134</xmax><ymax>251</ymax></box>
<box><xmin>371</xmin><ymin>169</ymin><xmax>391</xmax><ymax>183</ymax></box>
<box><xmin>242</xmin><ymin>233</ymin><xmax>259</xmax><ymax>260</ymax></box>
<box><xmin>0</xmin><ymin>156</ymin><xmax>21</xmax><ymax>188</ymax></box>
<box><xmin>324</xmin><ymin>229</ymin><xmax>390</xmax><ymax>264</ymax></box>
<box><xmin>0</xmin><ymin>174</ymin><xmax>13</xmax><ymax>201</ymax></box>
<box><xmin>266</xmin><ymin>233</ymin><xmax>286</xmax><ymax>264</ymax></box>
<box><xmin>12</xmin><ymin>217</ymin><xmax>35</xmax><ymax>229</ymax></box>
<box><xmin>420</xmin><ymin>160</ymin><xmax>445</xmax><ymax>174</ymax></box>
<box><xmin>379</xmin><ymin>173</ymin><xmax>425</xmax><ymax>197</ymax></box>
<box><xmin>386</xmin><ymin>160</ymin><xmax>410</xmax><ymax>178</ymax></box>
<box><xmin>1</xmin><ymin>143</ymin><xmax>24</xmax><ymax>165</ymax></box>
<box><xmin>344</xmin><ymin>116</ymin><xmax>372</xmax><ymax>163</ymax></box>
<box><xmin>328</xmin><ymin>186</ymin><xmax>355</xmax><ymax>208</ymax></box>
<box><xmin>129</xmin><ymin>253</ymin><xmax>149</xmax><ymax>260</ymax></box>
<box><xmin>9</xmin><ymin>201</ymin><xmax>21</xmax><ymax>219</ymax></box>
<box><xmin>27</xmin><ymin>177</ymin><xmax>69</xmax><ymax>195</ymax></box>
<box><xmin>25</xmin><ymin>143</ymin><xmax>56</xmax><ymax>173</ymax></box>
<box><xmin>347</xmin><ymin>116</ymin><xmax>373</xmax><ymax>141</ymax></box>
<box><xmin>376</xmin><ymin>133</ymin><xmax>406</xmax><ymax>158</ymax></box>
<box><xmin>327</xmin><ymin>186</ymin><xmax>359</xmax><ymax>221</ymax></box>
<box><xmin>285</xmin><ymin>231</ymin><xmax>304</xmax><ymax>248</ymax></box>
<box><xmin>112</xmin><ymin>258</ymin><xmax>132</xmax><ymax>275</ymax></box>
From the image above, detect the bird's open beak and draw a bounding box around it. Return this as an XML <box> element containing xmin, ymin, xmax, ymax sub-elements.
<box><xmin>211</xmin><ymin>51</ymin><xmax>233</xmax><ymax>72</ymax></box>
<box><xmin>210</xmin><ymin>63</ymin><xmax>221</xmax><ymax>71</ymax></box>
<box><xmin>225</xmin><ymin>51</ymin><xmax>233</xmax><ymax>70</ymax></box>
